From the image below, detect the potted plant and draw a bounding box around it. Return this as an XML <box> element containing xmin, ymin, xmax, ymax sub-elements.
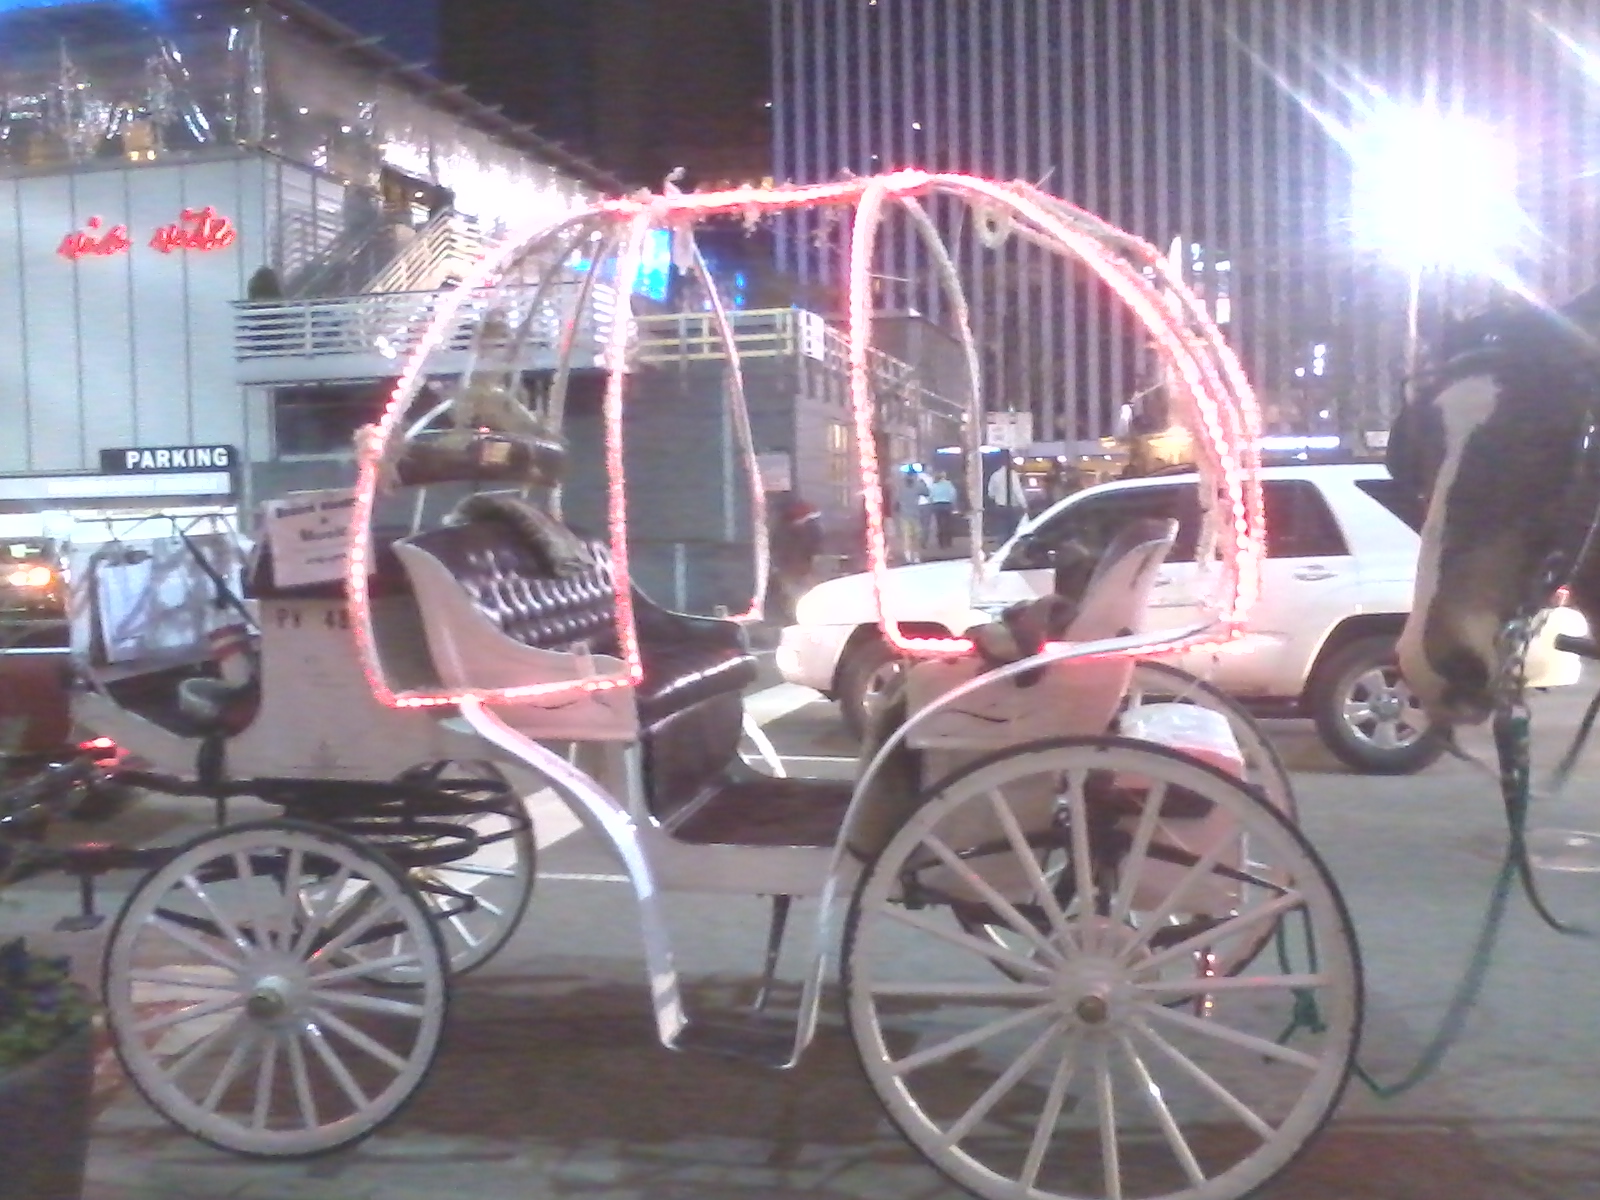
<box><xmin>0</xmin><ymin>938</ymin><xmax>97</xmax><ymax>1199</ymax></box>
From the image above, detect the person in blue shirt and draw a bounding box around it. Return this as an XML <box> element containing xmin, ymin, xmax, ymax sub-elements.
<box><xmin>894</xmin><ymin>468</ymin><xmax>928</xmax><ymax>563</ymax></box>
<box><xmin>925</xmin><ymin>472</ymin><xmax>958</xmax><ymax>550</ymax></box>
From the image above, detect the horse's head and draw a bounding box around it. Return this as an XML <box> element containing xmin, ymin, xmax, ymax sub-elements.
<box><xmin>1392</xmin><ymin>299</ymin><xmax>1600</xmax><ymax>725</ymax></box>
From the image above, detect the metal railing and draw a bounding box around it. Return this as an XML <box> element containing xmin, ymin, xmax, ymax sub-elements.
<box><xmin>234</xmin><ymin>297</ymin><xmax>966</xmax><ymax>427</ymax></box>
<box><xmin>631</xmin><ymin>308</ymin><xmax>966</xmax><ymax>420</ymax></box>
<box><xmin>362</xmin><ymin>212</ymin><xmax>490</xmax><ymax>296</ymax></box>
<box><xmin>235</xmin><ymin>281</ymin><xmax>613</xmax><ymax>374</ymax></box>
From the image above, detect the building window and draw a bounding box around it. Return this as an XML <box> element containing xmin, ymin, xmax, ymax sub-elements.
<box><xmin>273</xmin><ymin>382</ymin><xmax>390</xmax><ymax>459</ymax></box>
<box><xmin>826</xmin><ymin>422</ymin><xmax>853</xmax><ymax>508</ymax></box>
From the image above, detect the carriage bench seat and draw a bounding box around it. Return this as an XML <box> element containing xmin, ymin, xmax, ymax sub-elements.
<box><xmin>398</xmin><ymin>517</ymin><xmax>760</xmax><ymax>726</ymax></box>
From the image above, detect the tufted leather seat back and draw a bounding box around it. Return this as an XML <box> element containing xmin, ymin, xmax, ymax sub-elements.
<box><xmin>406</xmin><ymin>520</ymin><xmax>622</xmax><ymax>657</ymax></box>
<box><xmin>404</xmin><ymin>511</ymin><xmax>763</xmax><ymax>821</ymax></box>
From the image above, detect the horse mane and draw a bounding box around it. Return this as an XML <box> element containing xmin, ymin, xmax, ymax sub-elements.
<box><xmin>1390</xmin><ymin>290</ymin><xmax>1600</xmax><ymax>498</ymax></box>
<box><xmin>1410</xmin><ymin>292</ymin><xmax>1600</xmax><ymax>412</ymax></box>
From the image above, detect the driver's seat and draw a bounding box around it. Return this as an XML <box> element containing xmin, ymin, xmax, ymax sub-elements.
<box><xmin>902</xmin><ymin>517</ymin><xmax>1178</xmax><ymax>747</ymax></box>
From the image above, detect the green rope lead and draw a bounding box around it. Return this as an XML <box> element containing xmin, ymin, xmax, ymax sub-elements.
<box><xmin>1274</xmin><ymin>711</ymin><xmax>1579</xmax><ymax>1099</ymax></box>
<box><xmin>1272</xmin><ymin>842</ymin><xmax>1520</xmax><ymax>1099</ymax></box>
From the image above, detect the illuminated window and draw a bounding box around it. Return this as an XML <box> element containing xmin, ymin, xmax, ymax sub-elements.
<box><xmin>826</xmin><ymin>423</ymin><xmax>853</xmax><ymax>507</ymax></box>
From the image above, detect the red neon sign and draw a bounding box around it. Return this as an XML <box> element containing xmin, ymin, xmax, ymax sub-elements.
<box><xmin>57</xmin><ymin>217</ymin><xmax>132</xmax><ymax>262</ymax></box>
<box><xmin>57</xmin><ymin>207</ymin><xmax>238</xmax><ymax>262</ymax></box>
<box><xmin>150</xmin><ymin>206</ymin><xmax>238</xmax><ymax>255</ymax></box>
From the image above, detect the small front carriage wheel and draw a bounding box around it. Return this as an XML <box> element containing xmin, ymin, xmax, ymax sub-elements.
<box><xmin>102</xmin><ymin>818</ymin><xmax>448</xmax><ymax>1157</ymax></box>
<box><xmin>843</xmin><ymin>736</ymin><xmax>1361</xmax><ymax>1200</ymax></box>
<box><xmin>343</xmin><ymin>760</ymin><xmax>536</xmax><ymax>985</ymax></box>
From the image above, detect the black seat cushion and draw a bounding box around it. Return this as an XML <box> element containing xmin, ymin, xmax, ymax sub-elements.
<box><xmin>404</xmin><ymin>517</ymin><xmax>758</xmax><ymax>726</ymax></box>
<box><xmin>635</xmin><ymin>638</ymin><xmax>759</xmax><ymax>724</ymax></box>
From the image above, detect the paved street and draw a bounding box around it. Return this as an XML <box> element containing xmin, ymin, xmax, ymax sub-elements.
<box><xmin>10</xmin><ymin>659</ymin><xmax>1600</xmax><ymax>1199</ymax></box>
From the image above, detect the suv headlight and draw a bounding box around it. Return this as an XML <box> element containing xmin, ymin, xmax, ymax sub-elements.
<box><xmin>4</xmin><ymin>566</ymin><xmax>54</xmax><ymax>589</ymax></box>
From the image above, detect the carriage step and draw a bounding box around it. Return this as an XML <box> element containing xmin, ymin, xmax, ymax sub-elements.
<box><xmin>54</xmin><ymin>913</ymin><xmax>105</xmax><ymax>933</ymax></box>
<box><xmin>676</xmin><ymin>1016</ymin><xmax>794</xmax><ymax>1068</ymax></box>
<box><xmin>1554</xmin><ymin>634</ymin><xmax>1600</xmax><ymax>661</ymax></box>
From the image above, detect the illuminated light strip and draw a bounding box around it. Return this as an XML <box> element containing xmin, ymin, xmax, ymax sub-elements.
<box><xmin>687</xmin><ymin>237</ymin><xmax>767</xmax><ymax>622</ymax></box>
<box><xmin>348</xmin><ymin>210</ymin><xmax>626</xmax><ymax>709</ymax></box>
<box><xmin>1001</xmin><ymin>178</ymin><xmax>1263</xmax><ymax>628</ymax></box>
<box><xmin>599</xmin><ymin>209</ymin><xmax>655</xmax><ymax>693</ymax></box>
<box><xmin>347</xmin><ymin>170</ymin><xmax>1263</xmax><ymax>710</ymax></box>
<box><xmin>838</xmin><ymin>172</ymin><xmax>1261</xmax><ymax>656</ymax></box>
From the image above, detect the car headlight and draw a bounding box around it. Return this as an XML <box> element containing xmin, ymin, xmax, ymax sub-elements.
<box><xmin>4</xmin><ymin>566</ymin><xmax>54</xmax><ymax>589</ymax></box>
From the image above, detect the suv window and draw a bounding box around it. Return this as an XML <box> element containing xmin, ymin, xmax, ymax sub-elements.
<box><xmin>1353</xmin><ymin>477</ymin><xmax>1425</xmax><ymax>533</ymax></box>
<box><xmin>1261</xmin><ymin>480</ymin><xmax>1349</xmax><ymax>558</ymax></box>
<box><xmin>1005</xmin><ymin>485</ymin><xmax>1200</xmax><ymax>569</ymax></box>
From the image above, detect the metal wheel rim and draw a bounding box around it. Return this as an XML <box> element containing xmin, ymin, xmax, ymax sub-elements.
<box><xmin>339</xmin><ymin>763</ymin><xmax>536</xmax><ymax>983</ymax></box>
<box><xmin>844</xmin><ymin>738</ymin><xmax>1359</xmax><ymax>1200</ymax></box>
<box><xmin>961</xmin><ymin>664</ymin><xmax>1297</xmax><ymax>981</ymax></box>
<box><xmin>1340</xmin><ymin>664</ymin><xmax>1429</xmax><ymax>752</ymax></box>
<box><xmin>103</xmin><ymin>821</ymin><xmax>448</xmax><ymax>1157</ymax></box>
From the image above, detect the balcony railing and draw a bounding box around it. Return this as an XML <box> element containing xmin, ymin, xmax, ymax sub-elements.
<box><xmin>234</xmin><ymin>281</ymin><xmax>615</xmax><ymax>385</ymax></box>
<box><xmin>234</xmin><ymin>295</ymin><xmax>962</xmax><ymax>425</ymax></box>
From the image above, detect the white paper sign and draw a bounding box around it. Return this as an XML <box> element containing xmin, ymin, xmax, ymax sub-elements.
<box><xmin>263</xmin><ymin>489</ymin><xmax>357</xmax><ymax>589</ymax></box>
<box><xmin>984</xmin><ymin>411</ymin><xmax>1035</xmax><ymax>450</ymax></box>
<box><xmin>74</xmin><ymin>533</ymin><xmax>245</xmax><ymax>666</ymax></box>
<box><xmin>798</xmin><ymin>310</ymin><xmax>827</xmax><ymax>361</ymax></box>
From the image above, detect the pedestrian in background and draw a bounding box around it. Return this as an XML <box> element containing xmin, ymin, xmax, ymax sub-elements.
<box><xmin>986</xmin><ymin>460</ymin><xmax>1028</xmax><ymax>543</ymax></box>
<box><xmin>895</xmin><ymin>467</ymin><xmax>928</xmax><ymax>563</ymax></box>
<box><xmin>767</xmin><ymin>492</ymin><xmax>823</xmax><ymax>623</ymax></box>
<box><xmin>925</xmin><ymin>471</ymin><xmax>958</xmax><ymax>551</ymax></box>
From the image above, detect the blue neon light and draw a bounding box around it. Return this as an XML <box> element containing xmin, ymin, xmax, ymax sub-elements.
<box><xmin>0</xmin><ymin>0</ymin><xmax>163</xmax><ymax>10</ymax></box>
<box><xmin>570</xmin><ymin>227</ymin><xmax>675</xmax><ymax>303</ymax></box>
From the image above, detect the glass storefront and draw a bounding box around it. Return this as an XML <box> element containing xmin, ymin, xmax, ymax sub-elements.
<box><xmin>0</xmin><ymin>1</ymin><xmax>597</xmax><ymax>228</ymax></box>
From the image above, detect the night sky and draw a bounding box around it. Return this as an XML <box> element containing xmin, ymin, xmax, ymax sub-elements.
<box><xmin>305</xmin><ymin>0</ymin><xmax>438</xmax><ymax>65</ymax></box>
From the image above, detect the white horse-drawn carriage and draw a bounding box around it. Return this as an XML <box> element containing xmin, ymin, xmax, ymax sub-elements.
<box><xmin>1</xmin><ymin>173</ymin><xmax>1362</xmax><ymax>1200</ymax></box>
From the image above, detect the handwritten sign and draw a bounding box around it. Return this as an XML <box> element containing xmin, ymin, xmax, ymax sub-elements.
<box><xmin>262</xmin><ymin>489</ymin><xmax>356</xmax><ymax>590</ymax></box>
<box><xmin>57</xmin><ymin>206</ymin><xmax>238</xmax><ymax>262</ymax></box>
<box><xmin>58</xmin><ymin>216</ymin><xmax>132</xmax><ymax>261</ymax></box>
<box><xmin>150</xmin><ymin>206</ymin><xmax>238</xmax><ymax>254</ymax></box>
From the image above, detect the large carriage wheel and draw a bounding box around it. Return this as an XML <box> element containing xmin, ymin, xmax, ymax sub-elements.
<box><xmin>102</xmin><ymin>819</ymin><xmax>448</xmax><ymax>1157</ymax></box>
<box><xmin>843</xmin><ymin>737</ymin><xmax>1359</xmax><ymax>1200</ymax></box>
<box><xmin>957</xmin><ymin>662</ymin><xmax>1297</xmax><ymax>981</ymax></box>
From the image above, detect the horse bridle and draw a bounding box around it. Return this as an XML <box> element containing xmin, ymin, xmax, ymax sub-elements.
<box><xmin>1394</xmin><ymin>310</ymin><xmax>1600</xmax><ymax>646</ymax></box>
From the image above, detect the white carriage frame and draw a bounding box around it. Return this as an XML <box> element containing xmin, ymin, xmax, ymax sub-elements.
<box><xmin>344</xmin><ymin>171</ymin><xmax>1270</xmax><ymax>1065</ymax></box>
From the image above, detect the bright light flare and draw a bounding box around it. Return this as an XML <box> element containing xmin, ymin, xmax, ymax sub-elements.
<box><xmin>1350</xmin><ymin>105</ymin><xmax>1527</xmax><ymax>274</ymax></box>
<box><xmin>5</xmin><ymin>565</ymin><xmax>53</xmax><ymax>589</ymax></box>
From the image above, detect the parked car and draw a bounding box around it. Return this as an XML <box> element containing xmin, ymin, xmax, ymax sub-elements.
<box><xmin>776</xmin><ymin>461</ymin><xmax>1588</xmax><ymax>774</ymax></box>
<box><xmin>1</xmin><ymin>537</ymin><xmax>65</xmax><ymax>620</ymax></box>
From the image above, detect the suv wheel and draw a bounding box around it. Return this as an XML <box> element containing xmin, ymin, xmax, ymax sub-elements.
<box><xmin>837</xmin><ymin>636</ymin><xmax>902</xmax><ymax>741</ymax></box>
<box><xmin>1307</xmin><ymin>634</ymin><xmax>1445</xmax><ymax>774</ymax></box>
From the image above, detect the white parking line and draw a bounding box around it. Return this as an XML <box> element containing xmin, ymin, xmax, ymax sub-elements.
<box><xmin>529</xmin><ymin>683</ymin><xmax>826</xmax><ymax>853</ymax></box>
<box><xmin>743</xmin><ymin>682</ymin><xmax>824</xmax><ymax>725</ymax></box>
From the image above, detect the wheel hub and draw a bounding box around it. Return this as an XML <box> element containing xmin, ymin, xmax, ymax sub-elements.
<box><xmin>244</xmin><ymin>975</ymin><xmax>296</xmax><ymax>1023</ymax></box>
<box><xmin>1369</xmin><ymin>689</ymin><xmax>1404</xmax><ymax>720</ymax></box>
<box><xmin>1073</xmin><ymin>992</ymin><xmax>1111</xmax><ymax>1024</ymax></box>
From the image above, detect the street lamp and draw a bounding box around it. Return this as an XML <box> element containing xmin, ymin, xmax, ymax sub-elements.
<box><xmin>1348</xmin><ymin>104</ymin><xmax>1528</xmax><ymax>377</ymax></box>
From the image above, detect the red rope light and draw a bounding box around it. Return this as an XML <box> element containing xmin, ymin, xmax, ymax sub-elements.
<box><xmin>348</xmin><ymin>172</ymin><xmax>1263</xmax><ymax>710</ymax></box>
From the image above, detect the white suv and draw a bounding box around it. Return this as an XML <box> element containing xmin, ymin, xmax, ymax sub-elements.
<box><xmin>776</xmin><ymin>461</ymin><xmax>1586</xmax><ymax>774</ymax></box>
